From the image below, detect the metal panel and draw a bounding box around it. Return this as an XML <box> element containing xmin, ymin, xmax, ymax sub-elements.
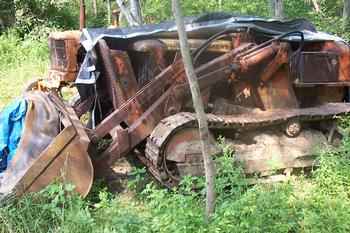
<box><xmin>296</xmin><ymin>52</ymin><xmax>339</xmax><ymax>83</ymax></box>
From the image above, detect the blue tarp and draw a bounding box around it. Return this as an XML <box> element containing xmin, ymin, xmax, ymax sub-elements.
<box><xmin>0</xmin><ymin>99</ymin><xmax>27</xmax><ymax>172</ymax></box>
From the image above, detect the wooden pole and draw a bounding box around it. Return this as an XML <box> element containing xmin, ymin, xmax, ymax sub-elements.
<box><xmin>80</xmin><ymin>0</ymin><xmax>86</xmax><ymax>30</ymax></box>
<box><xmin>269</xmin><ymin>0</ymin><xmax>284</xmax><ymax>19</ymax></box>
<box><xmin>107</xmin><ymin>0</ymin><xmax>111</xmax><ymax>25</ymax></box>
<box><xmin>172</xmin><ymin>0</ymin><xmax>216</xmax><ymax>221</ymax></box>
<box><xmin>92</xmin><ymin>0</ymin><xmax>97</xmax><ymax>16</ymax></box>
<box><xmin>344</xmin><ymin>0</ymin><xmax>350</xmax><ymax>30</ymax></box>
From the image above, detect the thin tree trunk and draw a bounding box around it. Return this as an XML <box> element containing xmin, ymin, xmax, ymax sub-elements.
<box><xmin>343</xmin><ymin>0</ymin><xmax>350</xmax><ymax>30</ymax></box>
<box><xmin>130</xmin><ymin>0</ymin><xmax>143</xmax><ymax>25</ymax></box>
<box><xmin>115</xmin><ymin>0</ymin><xmax>139</xmax><ymax>26</ymax></box>
<box><xmin>172</xmin><ymin>0</ymin><xmax>216</xmax><ymax>221</ymax></box>
<box><xmin>276</xmin><ymin>0</ymin><xmax>284</xmax><ymax>19</ymax></box>
<box><xmin>218</xmin><ymin>0</ymin><xmax>223</xmax><ymax>10</ymax></box>
<box><xmin>79</xmin><ymin>0</ymin><xmax>86</xmax><ymax>30</ymax></box>
<box><xmin>269</xmin><ymin>0</ymin><xmax>284</xmax><ymax>19</ymax></box>
<box><xmin>107</xmin><ymin>0</ymin><xmax>111</xmax><ymax>25</ymax></box>
<box><xmin>0</xmin><ymin>0</ymin><xmax>15</xmax><ymax>28</ymax></box>
<box><xmin>118</xmin><ymin>11</ymin><xmax>124</xmax><ymax>27</ymax></box>
<box><xmin>92</xmin><ymin>0</ymin><xmax>97</xmax><ymax>16</ymax></box>
<box><xmin>311</xmin><ymin>0</ymin><xmax>320</xmax><ymax>13</ymax></box>
<box><xmin>269</xmin><ymin>0</ymin><xmax>275</xmax><ymax>17</ymax></box>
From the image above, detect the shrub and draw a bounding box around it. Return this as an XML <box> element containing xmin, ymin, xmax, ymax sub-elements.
<box><xmin>0</xmin><ymin>30</ymin><xmax>48</xmax><ymax>109</ymax></box>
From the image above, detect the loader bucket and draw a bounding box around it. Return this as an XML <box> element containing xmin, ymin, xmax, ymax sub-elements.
<box><xmin>0</xmin><ymin>92</ymin><xmax>93</xmax><ymax>198</ymax></box>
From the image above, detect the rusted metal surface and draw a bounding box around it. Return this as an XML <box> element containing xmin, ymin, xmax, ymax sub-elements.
<box><xmin>145</xmin><ymin>102</ymin><xmax>350</xmax><ymax>187</ymax></box>
<box><xmin>163</xmin><ymin>128</ymin><xmax>219</xmax><ymax>179</ymax></box>
<box><xmin>24</xmin><ymin>27</ymin><xmax>350</xmax><ymax>192</ymax></box>
<box><xmin>322</xmin><ymin>41</ymin><xmax>350</xmax><ymax>82</ymax></box>
<box><xmin>48</xmin><ymin>31</ymin><xmax>81</xmax><ymax>82</ymax></box>
<box><xmin>130</xmin><ymin>39</ymin><xmax>168</xmax><ymax>70</ymax></box>
<box><xmin>232</xmin><ymin>32</ymin><xmax>253</xmax><ymax>48</ymax></box>
<box><xmin>91</xmin><ymin>43</ymin><xmax>255</xmax><ymax>168</ymax></box>
<box><xmin>295</xmin><ymin>86</ymin><xmax>346</xmax><ymax>107</ymax></box>
<box><xmin>73</xmin><ymin>95</ymin><xmax>95</xmax><ymax>118</ymax></box>
<box><xmin>238</xmin><ymin>42</ymin><xmax>280</xmax><ymax>75</ymax></box>
<box><xmin>87</xmin><ymin>37</ymin><xmax>350</xmax><ymax>176</ymax></box>
<box><xmin>31</xmin><ymin>93</ymin><xmax>93</xmax><ymax>197</ymax></box>
<box><xmin>110</xmin><ymin>50</ymin><xmax>139</xmax><ymax>98</ymax></box>
<box><xmin>14</xmin><ymin>126</ymin><xmax>76</xmax><ymax>195</ymax></box>
<box><xmin>295</xmin><ymin>52</ymin><xmax>339</xmax><ymax>83</ymax></box>
<box><xmin>79</xmin><ymin>0</ymin><xmax>86</xmax><ymax>30</ymax></box>
<box><xmin>97</xmin><ymin>39</ymin><xmax>127</xmax><ymax>109</ymax></box>
<box><xmin>0</xmin><ymin>92</ymin><xmax>93</xmax><ymax>197</ymax></box>
<box><xmin>258</xmin><ymin>67</ymin><xmax>299</xmax><ymax>110</ymax></box>
<box><xmin>160</xmin><ymin>38</ymin><xmax>233</xmax><ymax>53</ymax></box>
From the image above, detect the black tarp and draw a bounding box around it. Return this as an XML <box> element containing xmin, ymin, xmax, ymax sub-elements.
<box><xmin>76</xmin><ymin>14</ymin><xmax>346</xmax><ymax>84</ymax></box>
<box><xmin>81</xmin><ymin>14</ymin><xmax>344</xmax><ymax>48</ymax></box>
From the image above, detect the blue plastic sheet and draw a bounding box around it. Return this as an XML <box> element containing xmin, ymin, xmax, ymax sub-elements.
<box><xmin>0</xmin><ymin>99</ymin><xmax>27</xmax><ymax>172</ymax></box>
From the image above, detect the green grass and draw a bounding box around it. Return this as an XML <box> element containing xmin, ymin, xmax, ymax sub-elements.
<box><xmin>0</xmin><ymin>31</ymin><xmax>48</xmax><ymax>109</ymax></box>
<box><xmin>1</xmin><ymin>143</ymin><xmax>350</xmax><ymax>233</ymax></box>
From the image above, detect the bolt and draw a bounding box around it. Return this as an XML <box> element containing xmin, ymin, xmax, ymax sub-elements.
<box><xmin>285</xmin><ymin>120</ymin><xmax>302</xmax><ymax>137</ymax></box>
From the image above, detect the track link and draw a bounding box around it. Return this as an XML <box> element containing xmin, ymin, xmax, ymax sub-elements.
<box><xmin>145</xmin><ymin>103</ymin><xmax>350</xmax><ymax>187</ymax></box>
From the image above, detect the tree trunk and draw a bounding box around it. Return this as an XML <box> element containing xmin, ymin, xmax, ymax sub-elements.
<box><xmin>269</xmin><ymin>0</ymin><xmax>284</xmax><ymax>19</ymax></box>
<box><xmin>92</xmin><ymin>0</ymin><xmax>97</xmax><ymax>16</ymax></box>
<box><xmin>172</xmin><ymin>0</ymin><xmax>216</xmax><ymax>221</ymax></box>
<box><xmin>311</xmin><ymin>0</ymin><xmax>320</xmax><ymax>13</ymax></box>
<box><xmin>115</xmin><ymin>0</ymin><xmax>139</xmax><ymax>26</ymax></box>
<box><xmin>79</xmin><ymin>0</ymin><xmax>86</xmax><ymax>30</ymax></box>
<box><xmin>0</xmin><ymin>0</ymin><xmax>15</xmax><ymax>28</ymax></box>
<box><xmin>218</xmin><ymin>0</ymin><xmax>223</xmax><ymax>10</ymax></box>
<box><xmin>107</xmin><ymin>0</ymin><xmax>111</xmax><ymax>25</ymax></box>
<box><xmin>130</xmin><ymin>0</ymin><xmax>143</xmax><ymax>25</ymax></box>
<box><xmin>343</xmin><ymin>0</ymin><xmax>350</xmax><ymax>30</ymax></box>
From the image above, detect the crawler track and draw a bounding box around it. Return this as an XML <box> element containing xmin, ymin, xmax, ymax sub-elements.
<box><xmin>145</xmin><ymin>103</ymin><xmax>350</xmax><ymax>187</ymax></box>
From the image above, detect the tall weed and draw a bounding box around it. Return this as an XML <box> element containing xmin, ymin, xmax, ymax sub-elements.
<box><xmin>2</xmin><ymin>135</ymin><xmax>350</xmax><ymax>232</ymax></box>
<box><xmin>0</xmin><ymin>31</ymin><xmax>48</xmax><ymax>109</ymax></box>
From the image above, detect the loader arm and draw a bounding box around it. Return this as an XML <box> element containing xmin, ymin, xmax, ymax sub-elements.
<box><xmin>92</xmin><ymin>38</ymin><xmax>291</xmax><ymax>172</ymax></box>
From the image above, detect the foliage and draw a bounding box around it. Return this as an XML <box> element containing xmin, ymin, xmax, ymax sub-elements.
<box><xmin>0</xmin><ymin>31</ymin><xmax>48</xmax><ymax>109</ymax></box>
<box><xmin>141</xmin><ymin>0</ymin><xmax>269</xmax><ymax>23</ymax></box>
<box><xmin>13</xmin><ymin>0</ymin><xmax>78</xmax><ymax>38</ymax></box>
<box><xmin>1</xmin><ymin>133</ymin><xmax>350</xmax><ymax>233</ymax></box>
<box><xmin>140</xmin><ymin>0</ymin><xmax>350</xmax><ymax>41</ymax></box>
<box><xmin>6</xmin><ymin>0</ymin><xmax>109</xmax><ymax>40</ymax></box>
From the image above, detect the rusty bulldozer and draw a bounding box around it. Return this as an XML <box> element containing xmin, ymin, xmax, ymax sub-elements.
<box><xmin>2</xmin><ymin>14</ymin><xmax>350</xmax><ymax>197</ymax></box>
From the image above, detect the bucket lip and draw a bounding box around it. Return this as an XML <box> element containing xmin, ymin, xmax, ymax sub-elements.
<box><xmin>0</xmin><ymin>92</ymin><xmax>94</xmax><ymax>198</ymax></box>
